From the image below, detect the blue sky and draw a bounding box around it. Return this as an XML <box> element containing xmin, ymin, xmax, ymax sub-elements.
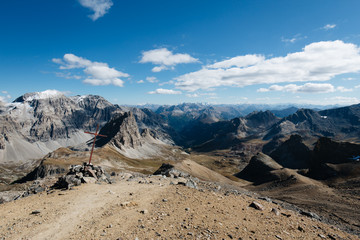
<box><xmin>1</xmin><ymin>0</ymin><xmax>360</xmax><ymax>105</ymax></box>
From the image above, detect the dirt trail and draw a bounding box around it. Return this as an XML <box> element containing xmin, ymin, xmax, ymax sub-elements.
<box><xmin>0</xmin><ymin>176</ymin><xmax>169</xmax><ymax>240</ymax></box>
<box><xmin>0</xmin><ymin>174</ymin><xmax>359</xmax><ymax>240</ymax></box>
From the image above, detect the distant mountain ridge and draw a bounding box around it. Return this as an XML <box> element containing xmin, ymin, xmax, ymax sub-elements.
<box><xmin>1</xmin><ymin>90</ymin><xmax>359</xmax><ymax>168</ymax></box>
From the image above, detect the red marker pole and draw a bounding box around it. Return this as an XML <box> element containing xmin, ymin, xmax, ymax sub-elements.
<box><xmin>84</xmin><ymin>124</ymin><xmax>107</xmax><ymax>165</ymax></box>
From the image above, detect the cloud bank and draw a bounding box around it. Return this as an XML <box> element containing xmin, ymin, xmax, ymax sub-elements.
<box><xmin>174</xmin><ymin>41</ymin><xmax>360</xmax><ymax>91</ymax></box>
<box><xmin>258</xmin><ymin>83</ymin><xmax>353</xmax><ymax>93</ymax></box>
<box><xmin>140</xmin><ymin>48</ymin><xmax>198</xmax><ymax>72</ymax></box>
<box><xmin>78</xmin><ymin>0</ymin><xmax>113</xmax><ymax>21</ymax></box>
<box><xmin>53</xmin><ymin>53</ymin><xmax>129</xmax><ymax>87</ymax></box>
<box><xmin>148</xmin><ymin>88</ymin><xmax>182</xmax><ymax>95</ymax></box>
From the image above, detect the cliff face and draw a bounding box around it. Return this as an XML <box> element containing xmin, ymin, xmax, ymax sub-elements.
<box><xmin>95</xmin><ymin>111</ymin><xmax>167</xmax><ymax>159</ymax></box>
<box><xmin>96</xmin><ymin>112</ymin><xmax>143</xmax><ymax>150</ymax></box>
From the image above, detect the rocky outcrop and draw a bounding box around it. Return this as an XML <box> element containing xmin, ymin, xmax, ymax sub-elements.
<box><xmin>94</xmin><ymin>111</ymin><xmax>167</xmax><ymax>159</ymax></box>
<box><xmin>12</xmin><ymin>160</ymin><xmax>67</xmax><ymax>184</ymax></box>
<box><xmin>96</xmin><ymin>112</ymin><xmax>143</xmax><ymax>150</ymax></box>
<box><xmin>235</xmin><ymin>152</ymin><xmax>283</xmax><ymax>184</ymax></box>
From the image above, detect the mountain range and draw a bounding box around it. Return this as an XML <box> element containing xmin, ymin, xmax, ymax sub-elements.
<box><xmin>1</xmin><ymin>90</ymin><xmax>360</xmax><ymax>236</ymax></box>
<box><xmin>1</xmin><ymin>90</ymin><xmax>360</xmax><ymax>170</ymax></box>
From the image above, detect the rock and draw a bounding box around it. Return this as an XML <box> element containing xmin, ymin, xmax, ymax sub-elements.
<box><xmin>318</xmin><ymin>233</ymin><xmax>326</xmax><ymax>239</ymax></box>
<box><xmin>0</xmin><ymin>191</ymin><xmax>26</xmax><ymax>204</ymax></box>
<box><xmin>249</xmin><ymin>201</ymin><xmax>265</xmax><ymax>211</ymax></box>
<box><xmin>31</xmin><ymin>210</ymin><xmax>41</xmax><ymax>215</ymax></box>
<box><xmin>153</xmin><ymin>163</ymin><xmax>175</xmax><ymax>176</ymax></box>
<box><xmin>52</xmin><ymin>163</ymin><xmax>113</xmax><ymax>189</ymax></box>
<box><xmin>82</xmin><ymin>177</ymin><xmax>96</xmax><ymax>184</ymax></box>
<box><xmin>53</xmin><ymin>175</ymin><xmax>81</xmax><ymax>189</ymax></box>
<box><xmin>259</xmin><ymin>197</ymin><xmax>272</xmax><ymax>202</ymax></box>
<box><xmin>140</xmin><ymin>209</ymin><xmax>148</xmax><ymax>214</ymax></box>
<box><xmin>299</xmin><ymin>210</ymin><xmax>321</xmax><ymax>220</ymax></box>
<box><xmin>271</xmin><ymin>208</ymin><xmax>280</xmax><ymax>216</ymax></box>
<box><xmin>86</xmin><ymin>169</ymin><xmax>98</xmax><ymax>179</ymax></box>
<box><xmin>185</xmin><ymin>179</ymin><xmax>198</xmax><ymax>189</ymax></box>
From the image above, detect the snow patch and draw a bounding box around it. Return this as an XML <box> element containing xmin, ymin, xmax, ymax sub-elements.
<box><xmin>71</xmin><ymin>95</ymin><xmax>89</xmax><ymax>103</ymax></box>
<box><xmin>24</xmin><ymin>90</ymin><xmax>65</xmax><ymax>101</ymax></box>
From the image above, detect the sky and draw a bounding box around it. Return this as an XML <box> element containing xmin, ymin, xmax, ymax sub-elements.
<box><xmin>1</xmin><ymin>0</ymin><xmax>360</xmax><ymax>106</ymax></box>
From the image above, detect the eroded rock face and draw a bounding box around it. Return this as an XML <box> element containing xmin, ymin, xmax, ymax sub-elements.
<box><xmin>0</xmin><ymin>92</ymin><xmax>122</xmax><ymax>164</ymax></box>
<box><xmin>96</xmin><ymin>112</ymin><xmax>144</xmax><ymax>150</ymax></box>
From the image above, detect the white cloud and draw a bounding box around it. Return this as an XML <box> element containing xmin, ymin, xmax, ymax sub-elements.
<box><xmin>325</xmin><ymin>96</ymin><xmax>359</xmax><ymax>105</ymax></box>
<box><xmin>257</xmin><ymin>83</ymin><xmax>336</xmax><ymax>93</ymax></box>
<box><xmin>355</xmin><ymin>85</ymin><xmax>360</xmax><ymax>89</ymax></box>
<box><xmin>258</xmin><ymin>83</ymin><xmax>354</xmax><ymax>93</ymax></box>
<box><xmin>336</xmin><ymin>86</ymin><xmax>353</xmax><ymax>92</ymax></box>
<box><xmin>148</xmin><ymin>88</ymin><xmax>182</xmax><ymax>95</ymax></box>
<box><xmin>208</xmin><ymin>55</ymin><xmax>264</xmax><ymax>69</ymax></box>
<box><xmin>322</xmin><ymin>24</ymin><xmax>336</xmax><ymax>30</ymax></box>
<box><xmin>175</xmin><ymin>41</ymin><xmax>360</xmax><ymax>91</ymax></box>
<box><xmin>0</xmin><ymin>91</ymin><xmax>11</xmax><ymax>103</ymax></box>
<box><xmin>137</xmin><ymin>80</ymin><xmax>145</xmax><ymax>84</ymax></box>
<box><xmin>152</xmin><ymin>65</ymin><xmax>168</xmax><ymax>72</ymax></box>
<box><xmin>53</xmin><ymin>53</ymin><xmax>129</xmax><ymax>87</ymax></box>
<box><xmin>78</xmin><ymin>0</ymin><xmax>113</xmax><ymax>21</ymax></box>
<box><xmin>140</xmin><ymin>48</ymin><xmax>198</xmax><ymax>72</ymax></box>
<box><xmin>146</xmin><ymin>76</ymin><xmax>158</xmax><ymax>83</ymax></box>
<box><xmin>186</xmin><ymin>93</ymin><xmax>199</xmax><ymax>98</ymax></box>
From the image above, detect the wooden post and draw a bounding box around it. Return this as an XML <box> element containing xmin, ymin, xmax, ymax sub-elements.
<box><xmin>84</xmin><ymin>124</ymin><xmax>107</xmax><ymax>165</ymax></box>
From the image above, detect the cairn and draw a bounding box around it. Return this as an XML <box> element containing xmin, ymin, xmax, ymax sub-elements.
<box><xmin>52</xmin><ymin>163</ymin><xmax>113</xmax><ymax>189</ymax></box>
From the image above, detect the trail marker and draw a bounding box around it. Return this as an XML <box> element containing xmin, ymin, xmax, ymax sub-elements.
<box><xmin>84</xmin><ymin>124</ymin><xmax>107</xmax><ymax>165</ymax></box>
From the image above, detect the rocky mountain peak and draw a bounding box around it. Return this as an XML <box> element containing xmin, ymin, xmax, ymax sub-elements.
<box><xmin>245</xmin><ymin>110</ymin><xmax>280</xmax><ymax>128</ymax></box>
<box><xmin>285</xmin><ymin>108</ymin><xmax>319</xmax><ymax>124</ymax></box>
<box><xmin>96</xmin><ymin>111</ymin><xmax>143</xmax><ymax>150</ymax></box>
<box><xmin>13</xmin><ymin>90</ymin><xmax>65</xmax><ymax>103</ymax></box>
